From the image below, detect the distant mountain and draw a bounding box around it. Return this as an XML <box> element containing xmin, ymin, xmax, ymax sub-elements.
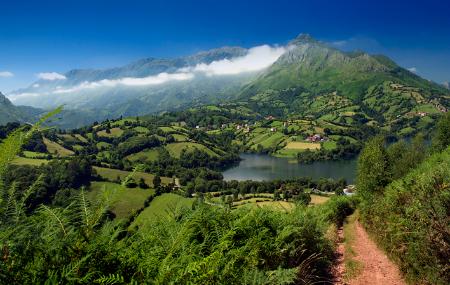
<box><xmin>0</xmin><ymin>92</ymin><xmax>42</xmax><ymax>125</ymax></box>
<box><xmin>239</xmin><ymin>34</ymin><xmax>449</xmax><ymax>132</ymax></box>
<box><xmin>7</xmin><ymin>34</ymin><xmax>450</xmax><ymax>130</ymax></box>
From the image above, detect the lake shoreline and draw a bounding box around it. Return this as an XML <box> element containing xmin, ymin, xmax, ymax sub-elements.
<box><xmin>222</xmin><ymin>153</ymin><xmax>357</xmax><ymax>183</ymax></box>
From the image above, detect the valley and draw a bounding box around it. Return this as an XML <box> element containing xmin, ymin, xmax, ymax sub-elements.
<box><xmin>0</xmin><ymin>19</ymin><xmax>449</xmax><ymax>284</ymax></box>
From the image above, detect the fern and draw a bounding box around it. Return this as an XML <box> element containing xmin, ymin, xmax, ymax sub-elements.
<box><xmin>95</xmin><ymin>273</ymin><xmax>125</xmax><ymax>284</ymax></box>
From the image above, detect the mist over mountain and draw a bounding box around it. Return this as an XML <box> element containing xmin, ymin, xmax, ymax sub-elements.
<box><xmin>0</xmin><ymin>92</ymin><xmax>43</xmax><ymax>125</ymax></box>
<box><xmin>5</xmin><ymin>34</ymin><xmax>450</xmax><ymax>128</ymax></box>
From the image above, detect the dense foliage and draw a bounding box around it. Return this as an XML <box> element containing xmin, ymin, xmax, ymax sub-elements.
<box><xmin>0</xmin><ymin>113</ymin><xmax>358</xmax><ymax>284</ymax></box>
<box><xmin>356</xmin><ymin>112</ymin><xmax>450</xmax><ymax>284</ymax></box>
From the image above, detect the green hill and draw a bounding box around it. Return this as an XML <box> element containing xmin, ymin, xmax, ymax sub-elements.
<box><xmin>239</xmin><ymin>34</ymin><xmax>449</xmax><ymax>135</ymax></box>
<box><xmin>0</xmin><ymin>92</ymin><xmax>41</xmax><ymax>125</ymax></box>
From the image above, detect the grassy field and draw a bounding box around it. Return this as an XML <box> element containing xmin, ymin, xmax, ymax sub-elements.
<box><xmin>158</xmin><ymin>126</ymin><xmax>175</xmax><ymax>133</ymax></box>
<box><xmin>132</xmin><ymin>193</ymin><xmax>194</xmax><ymax>228</ymax></box>
<box><xmin>134</xmin><ymin>126</ymin><xmax>150</xmax><ymax>134</ymax></box>
<box><xmin>23</xmin><ymin>151</ymin><xmax>48</xmax><ymax>158</ymax></box>
<box><xmin>97</xmin><ymin>128</ymin><xmax>124</xmax><ymax>138</ymax></box>
<box><xmin>165</xmin><ymin>142</ymin><xmax>218</xmax><ymax>158</ymax></box>
<box><xmin>236</xmin><ymin>200</ymin><xmax>295</xmax><ymax>212</ymax></box>
<box><xmin>88</xmin><ymin>181</ymin><xmax>154</xmax><ymax>219</ymax></box>
<box><xmin>310</xmin><ymin>194</ymin><xmax>330</xmax><ymax>205</ymax></box>
<box><xmin>43</xmin><ymin>138</ymin><xmax>74</xmax><ymax>157</ymax></box>
<box><xmin>12</xmin><ymin>157</ymin><xmax>49</xmax><ymax>166</ymax></box>
<box><xmin>172</xmin><ymin>133</ymin><xmax>189</xmax><ymax>142</ymax></box>
<box><xmin>284</xmin><ymin>141</ymin><xmax>321</xmax><ymax>150</ymax></box>
<box><xmin>74</xmin><ymin>134</ymin><xmax>88</xmax><ymax>143</ymax></box>
<box><xmin>126</xmin><ymin>148</ymin><xmax>160</xmax><ymax>163</ymax></box>
<box><xmin>96</xmin><ymin>142</ymin><xmax>112</xmax><ymax>150</ymax></box>
<box><xmin>93</xmin><ymin>166</ymin><xmax>172</xmax><ymax>186</ymax></box>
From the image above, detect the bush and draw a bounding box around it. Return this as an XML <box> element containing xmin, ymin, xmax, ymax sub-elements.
<box><xmin>364</xmin><ymin>147</ymin><xmax>450</xmax><ymax>284</ymax></box>
<box><xmin>322</xmin><ymin>196</ymin><xmax>357</xmax><ymax>226</ymax></box>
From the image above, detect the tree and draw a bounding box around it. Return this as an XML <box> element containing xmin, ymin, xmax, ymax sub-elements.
<box><xmin>138</xmin><ymin>178</ymin><xmax>149</xmax><ymax>189</ymax></box>
<box><xmin>432</xmin><ymin>112</ymin><xmax>450</xmax><ymax>152</ymax></box>
<box><xmin>356</xmin><ymin>136</ymin><xmax>391</xmax><ymax>214</ymax></box>
<box><xmin>153</xmin><ymin>175</ymin><xmax>161</xmax><ymax>188</ymax></box>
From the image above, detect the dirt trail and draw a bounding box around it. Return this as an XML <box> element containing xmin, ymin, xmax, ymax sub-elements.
<box><xmin>334</xmin><ymin>221</ymin><xmax>406</xmax><ymax>285</ymax></box>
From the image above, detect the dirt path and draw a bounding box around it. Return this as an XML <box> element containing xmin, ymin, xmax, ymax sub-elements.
<box><xmin>334</xmin><ymin>220</ymin><xmax>406</xmax><ymax>285</ymax></box>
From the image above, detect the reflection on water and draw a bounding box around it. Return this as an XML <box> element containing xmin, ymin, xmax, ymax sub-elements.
<box><xmin>222</xmin><ymin>153</ymin><xmax>357</xmax><ymax>183</ymax></box>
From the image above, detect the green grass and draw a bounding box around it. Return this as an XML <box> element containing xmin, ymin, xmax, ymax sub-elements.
<box><xmin>12</xmin><ymin>157</ymin><xmax>49</xmax><ymax>166</ymax></box>
<box><xmin>111</xmin><ymin>118</ymin><xmax>137</xmax><ymax>127</ymax></box>
<box><xmin>158</xmin><ymin>126</ymin><xmax>175</xmax><ymax>133</ymax></box>
<box><xmin>323</xmin><ymin>140</ymin><xmax>337</xmax><ymax>150</ymax></box>
<box><xmin>342</xmin><ymin>212</ymin><xmax>363</xmax><ymax>281</ymax></box>
<box><xmin>134</xmin><ymin>126</ymin><xmax>150</xmax><ymax>134</ymax></box>
<box><xmin>72</xmin><ymin>145</ymin><xmax>84</xmax><ymax>151</ymax></box>
<box><xmin>96</xmin><ymin>142</ymin><xmax>112</xmax><ymax>150</ymax></box>
<box><xmin>73</xmin><ymin>134</ymin><xmax>88</xmax><ymax>143</ymax></box>
<box><xmin>126</xmin><ymin>148</ymin><xmax>160</xmax><ymax>163</ymax></box>
<box><xmin>88</xmin><ymin>181</ymin><xmax>154</xmax><ymax>219</ymax></box>
<box><xmin>236</xmin><ymin>200</ymin><xmax>294</xmax><ymax>212</ymax></box>
<box><xmin>93</xmin><ymin>166</ymin><xmax>172</xmax><ymax>186</ymax></box>
<box><xmin>132</xmin><ymin>193</ymin><xmax>193</xmax><ymax>228</ymax></box>
<box><xmin>97</xmin><ymin>128</ymin><xmax>124</xmax><ymax>138</ymax></box>
<box><xmin>172</xmin><ymin>133</ymin><xmax>189</xmax><ymax>142</ymax></box>
<box><xmin>22</xmin><ymin>151</ymin><xmax>48</xmax><ymax>158</ymax></box>
<box><xmin>43</xmin><ymin>138</ymin><xmax>74</xmax><ymax>157</ymax></box>
<box><xmin>258</xmin><ymin>132</ymin><xmax>285</xmax><ymax>148</ymax></box>
<box><xmin>165</xmin><ymin>142</ymin><xmax>218</xmax><ymax>158</ymax></box>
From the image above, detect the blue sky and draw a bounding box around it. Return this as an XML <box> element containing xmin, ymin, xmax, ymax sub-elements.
<box><xmin>1</xmin><ymin>0</ymin><xmax>449</xmax><ymax>92</ymax></box>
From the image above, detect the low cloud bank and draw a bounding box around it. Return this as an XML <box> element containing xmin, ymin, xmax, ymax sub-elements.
<box><xmin>180</xmin><ymin>45</ymin><xmax>286</xmax><ymax>76</ymax></box>
<box><xmin>10</xmin><ymin>44</ymin><xmax>286</xmax><ymax>101</ymax></box>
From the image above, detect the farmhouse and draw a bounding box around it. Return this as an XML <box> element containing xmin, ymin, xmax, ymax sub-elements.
<box><xmin>306</xmin><ymin>134</ymin><xmax>328</xmax><ymax>142</ymax></box>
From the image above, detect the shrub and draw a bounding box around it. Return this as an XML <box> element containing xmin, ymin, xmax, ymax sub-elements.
<box><xmin>364</xmin><ymin>147</ymin><xmax>450</xmax><ymax>284</ymax></box>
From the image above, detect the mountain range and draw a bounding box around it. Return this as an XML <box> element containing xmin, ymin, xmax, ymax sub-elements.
<box><xmin>3</xmin><ymin>34</ymin><xmax>450</xmax><ymax>129</ymax></box>
<box><xmin>0</xmin><ymin>92</ymin><xmax>42</xmax><ymax>125</ymax></box>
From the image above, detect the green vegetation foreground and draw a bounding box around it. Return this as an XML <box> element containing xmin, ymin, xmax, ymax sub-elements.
<box><xmin>0</xmin><ymin>111</ymin><xmax>356</xmax><ymax>284</ymax></box>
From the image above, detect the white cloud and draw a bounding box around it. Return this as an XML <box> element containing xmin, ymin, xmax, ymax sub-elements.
<box><xmin>12</xmin><ymin>44</ymin><xmax>287</xmax><ymax>101</ymax></box>
<box><xmin>407</xmin><ymin>67</ymin><xmax>418</xmax><ymax>73</ymax></box>
<box><xmin>37</xmin><ymin>72</ymin><xmax>67</xmax><ymax>80</ymax></box>
<box><xmin>33</xmin><ymin>83</ymin><xmax>40</xmax><ymax>88</ymax></box>
<box><xmin>8</xmin><ymin>92</ymin><xmax>41</xmax><ymax>102</ymax></box>
<box><xmin>52</xmin><ymin>72</ymin><xmax>194</xmax><ymax>94</ymax></box>
<box><xmin>0</xmin><ymin>71</ymin><xmax>14</xmax><ymax>77</ymax></box>
<box><xmin>180</xmin><ymin>45</ymin><xmax>286</xmax><ymax>76</ymax></box>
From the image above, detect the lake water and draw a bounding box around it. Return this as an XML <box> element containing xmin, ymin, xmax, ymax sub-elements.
<box><xmin>222</xmin><ymin>153</ymin><xmax>357</xmax><ymax>183</ymax></box>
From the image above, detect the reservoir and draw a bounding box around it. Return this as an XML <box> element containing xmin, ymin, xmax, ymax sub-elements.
<box><xmin>222</xmin><ymin>153</ymin><xmax>357</xmax><ymax>183</ymax></box>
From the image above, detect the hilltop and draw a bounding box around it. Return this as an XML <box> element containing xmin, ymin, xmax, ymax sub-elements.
<box><xmin>4</xmin><ymin>34</ymin><xmax>450</xmax><ymax>132</ymax></box>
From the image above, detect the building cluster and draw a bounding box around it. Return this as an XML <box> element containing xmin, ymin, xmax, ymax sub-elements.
<box><xmin>305</xmin><ymin>134</ymin><xmax>328</xmax><ymax>142</ymax></box>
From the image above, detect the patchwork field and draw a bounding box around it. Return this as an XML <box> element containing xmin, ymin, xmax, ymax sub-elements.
<box><xmin>93</xmin><ymin>166</ymin><xmax>172</xmax><ymax>186</ymax></box>
<box><xmin>236</xmin><ymin>200</ymin><xmax>295</xmax><ymax>211</ymax></box>
<box><xmin>126</xmin><ymin>148</ymin><xmax>160</xmax><ymax>163</ymax></box>
<box><xmin>12</xmin><ymin>157</ymin><xmax>49</xmax><ymax>166</ymax></box>
<box><xmin>97</xmin><ymin>127</ymin><xmax>124</xmax><ymax>138</ymax></box>
<box><xmin>284</xmin><ymin>141</ymin><xmax>321</xmax><ymax>150</ymax></box>
<box><xmin>132</xmin><ymin>193</ymin><xmax>194</xmax><ymax>229</ymax></box>
<box><xmin>43</xmin><ymin>137</ymin><xmax>74</xmax><ymax>157</ymax></box>
<box><xmin>23</xmin><ymin>151</ymin><xmax>48</xmax><ymax>158</ymax></box>
<box><xmin>88</xmin><ymin>181</ymin><xmax>155</xmax><ymax>218</ymax></box>
<box><xmin>165</xmin><ymin>142</ymin><xmax>218</xmax><ymax>158</ymax></box>
<box><xmin>310</xmin><ymin>194</ymin><xmax>331</xmax><ymax>205</ymax></box>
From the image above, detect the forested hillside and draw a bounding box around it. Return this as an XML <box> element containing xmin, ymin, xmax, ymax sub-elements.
<box><xmin>0</xmin><ymin>105</ymin><xmax>448</xmax><ymax>284</ymax></box>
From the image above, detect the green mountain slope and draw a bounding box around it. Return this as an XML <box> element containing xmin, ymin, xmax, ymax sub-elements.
<box><xmin>0</xmin><ymin>92</ymin><xmax>41</xmax><ymax>125</ymax></box>
<box><xmin>239</xmin><ymin>34</ymin><xmax>450</xmax><ymax>135</ymax></box>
